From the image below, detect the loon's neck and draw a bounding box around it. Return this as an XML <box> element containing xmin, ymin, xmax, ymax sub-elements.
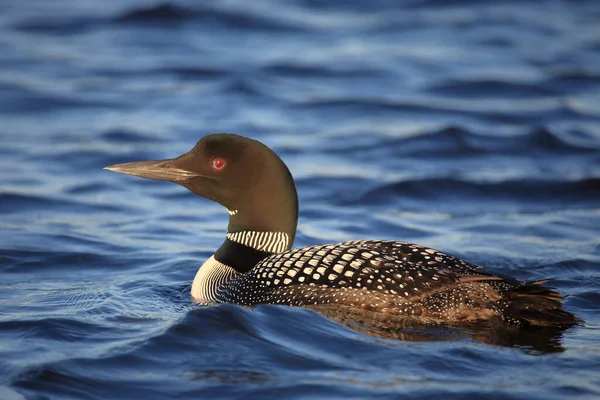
<box><xmin>191</xmin><ymin>230</ymin><xmax>292</xmax><ymax>304</ymax></box>
<box><xmin>189</xmin><ymin>142</ymin><xmax>299</xmax><ymax>303</ymax></box>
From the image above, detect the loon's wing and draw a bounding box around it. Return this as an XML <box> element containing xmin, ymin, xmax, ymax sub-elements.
<box><xmin>338</xmin><ymin>239</ymin><xmax>485</xmax><ymax>274</ymax></box>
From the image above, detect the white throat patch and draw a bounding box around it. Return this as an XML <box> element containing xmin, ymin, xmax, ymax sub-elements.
<box><xmin>191</xmin><ymin>255</ymin><xmax>238</xmax><ymax>305</ymax></box>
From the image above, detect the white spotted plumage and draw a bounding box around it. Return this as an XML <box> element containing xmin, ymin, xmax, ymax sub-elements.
<box><xmin>211</xmin><ymin>239</ymin><xmax>519</xmax><ymax>325</ymax></box>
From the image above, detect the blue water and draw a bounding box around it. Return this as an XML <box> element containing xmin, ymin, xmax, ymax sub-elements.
<box><xmin>1</xmin><ymin>0</ymin><xmax>600</xmax><ymax>399</ymax></box>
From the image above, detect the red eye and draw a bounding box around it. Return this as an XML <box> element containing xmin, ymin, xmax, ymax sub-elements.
<box><xmin>211</xmin><ymin>158</ymin><xmax>225</xmax><ymax>170</ymax></box>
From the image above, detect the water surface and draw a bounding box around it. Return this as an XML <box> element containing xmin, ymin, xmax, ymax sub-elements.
<box><xmin>1</xmin><ymin>1</ymin><xmax>600</xmax><ymax>399</ymax></box>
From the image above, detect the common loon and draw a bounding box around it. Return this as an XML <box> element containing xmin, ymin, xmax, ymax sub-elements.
<box><xmin>105</xmin><ymin>133</ymin><xmax>577</xmax><ymax>328</ymax></box>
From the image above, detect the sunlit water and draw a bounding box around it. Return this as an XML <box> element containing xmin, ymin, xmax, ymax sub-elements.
<box><xmin>1</xmin><ymin>1</ymin><xmax>600</xmax><ymax>399</ymax></box>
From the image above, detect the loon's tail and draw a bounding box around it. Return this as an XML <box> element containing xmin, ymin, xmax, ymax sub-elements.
<box><xmin>502</xmin><ymin>280</ymin><xmax>580</xmax><ymax>328</ymax></box>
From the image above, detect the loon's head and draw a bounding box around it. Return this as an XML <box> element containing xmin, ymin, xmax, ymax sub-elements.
<box><xmin>105</xmin><ymin>134</ymin><xmax>298</xmax><ymax>243</ymax></box>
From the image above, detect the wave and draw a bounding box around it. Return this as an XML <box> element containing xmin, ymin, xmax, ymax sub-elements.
<box><xmin>116</xmin><ymin>3</ymin><xmax>192</xmax><ymax>23</ymax></box>
<box><xmin>548</xmin><ymin>69</ymin><xmax>600</xmax><ymax>91</ymax></box>
<box><xmin>13</xmin><ymin>2</ymin><xmax>308</xmax><ymax>37</ymax></box>
<box><xmin>263</xmin><ymin>62</ymin><xmax>383</xmax><ymax>78</ymax></box>
<box><xmin>115</xmin><ymin>3</ymin><xmax>307</xmax><ymax>32</ymax></box>
<box><xmin>0</xmin><ymin>318</ymin><xmax>111</xmax><ymax>341</ymax></box>
<box><xmin>0</xmin><ymin>193</ymin><xmax>121</xmax><ymax>214</ymax></box>
<box><xmin>325</xmin><ymin>126</ymin><xmax>600</xmax><ymax>156</ymax></box>
<box><xmin>12</xmin><ymin>17</ymin><xmax>101</xmax><ymax>35</ymax></box>
<box><xmin>293</xmin><ymin>96</ymin><xmax>574</xmax><ymax>125</ymax></box>
<box><xmin>100</xmin><ymin>129</ymin><xmax>165</xmax><ymax>144</ymax></box>
<box><xmin>427</xmin><ymin>78</ymin><xmax>559</xmax><ymax>98</ymax></box>
<box><xmin>352</xmin><ymin>177</ymin><xmax>600</xmax><ymax>211</ymax></box>
<box><xmin>0</xmin><ymin>81</ymin><xmax>129</xmax><ymax>114</ymax></box>
<box><xmin>8</xmin><ymin>303</ymin><xmax>571</xmax><ymax>399</ymax></box>
<box><xmin>0</xmin><ymin>246</ymin><xmax>141</xmax><ymax>274</ymax></box>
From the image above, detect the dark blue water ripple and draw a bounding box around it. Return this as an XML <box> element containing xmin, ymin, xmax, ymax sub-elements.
<box><xmin>427</xmin><ymin>79</ymin><xmax>560</xmax><ymax>98</ymax></box>
<box><xmin>356</xmin><ymin>177</ymin><xmax>600</xmax><ymax>210</ymax></box>
<box><xmin>116</xmin><ymin>3</ymin><xmax>309</xmax><ymax>32</ymax></box>
<box><xmin>10</xmin><ymin>305</ymin><xmax>600</xmax><ymax>399</ymax></box>
<box><xmin>116</xmin><ymin>3</ymin><xmax>193</xmax><ymax>23</ymax></box>
<box><xmin>1</xmin><ymin>0</ymin><xmax>600</xmax><ymax>399</ymax></box>
<box><xmin>325</xmin><ymin>126</ymin><xmax>600</xmax><ymax>155</ymax></box>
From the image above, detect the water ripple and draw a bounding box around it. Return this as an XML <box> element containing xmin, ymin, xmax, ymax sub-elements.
<box><xmin>1</xmin><ymin>0</ymin><xmax>599</xmax><ymax>399</ymax></box>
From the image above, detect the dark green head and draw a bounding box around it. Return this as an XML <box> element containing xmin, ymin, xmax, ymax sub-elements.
<box><xmin>105</xmin><ymin>134</ymin><xmax>298</xmax><ymax>243</ymax></box>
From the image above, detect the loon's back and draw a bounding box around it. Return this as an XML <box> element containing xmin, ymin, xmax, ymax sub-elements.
<box><xmin>216</xmin><ymin>240</ymin><xmax>576</xmax><ymax>328</ymax></box>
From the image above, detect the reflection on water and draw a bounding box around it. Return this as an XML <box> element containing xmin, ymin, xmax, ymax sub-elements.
<box><xmin>312</xmin><ymin>305</ymin><xmax>573</xmax><ymax>354</ymax></box>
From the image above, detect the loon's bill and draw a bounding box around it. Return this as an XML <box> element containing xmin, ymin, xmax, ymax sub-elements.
<box><xmin>105</xmin><ymin>133</ymin><xmax>579</xmax><ymax>329</ymax></box>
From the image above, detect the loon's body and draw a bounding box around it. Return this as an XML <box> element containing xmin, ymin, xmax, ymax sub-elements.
<box><xmin>106</xmin><ymin>133</ymin><xmax>577</xmax><ymax>328</ymax></box>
